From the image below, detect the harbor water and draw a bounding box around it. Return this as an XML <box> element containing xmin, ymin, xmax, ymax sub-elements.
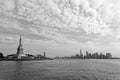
<box><xmin>0</xmin><ymin>59</ymin><xmax>120</xmax><ymax>80</ymax></box>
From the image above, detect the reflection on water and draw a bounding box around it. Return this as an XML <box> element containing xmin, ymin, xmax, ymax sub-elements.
<box><xmin>14</xmin><ymin>61</ymin><xmax>24</xmax><ymax>80</ymax></box>
<box><xmin>0</xmin><ymin>59</ymin><xmax>120</xmax><ymax>80</ymax></box>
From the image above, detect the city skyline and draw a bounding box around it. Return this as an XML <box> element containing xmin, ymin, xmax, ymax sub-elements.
<box><xmin>56</xmin><ymin>49</ymin><xmax>113</xmax><ymax>59</ymax></box>
<box><xmin>0</xmin><ymin>0</ymin><xmax>120</xmax><ymax>57</ymax></box>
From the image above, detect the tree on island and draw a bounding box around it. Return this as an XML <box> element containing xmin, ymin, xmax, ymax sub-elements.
<box><xmin>0</xmin><ymin>52</ymin><xmax>4</xmax><ymax>58</ymax></box>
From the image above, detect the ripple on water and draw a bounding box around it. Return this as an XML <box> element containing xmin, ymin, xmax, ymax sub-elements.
<box><xmin>0</xmin><ymin>60</ymin><xmax>120</xmax><ymax>80</ymax></box>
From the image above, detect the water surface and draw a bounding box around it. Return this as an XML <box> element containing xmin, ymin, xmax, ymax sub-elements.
<box><xmin>0</xmin><ymin>59</ymin><xmax>120</xmax><ymax>80</ymax></box>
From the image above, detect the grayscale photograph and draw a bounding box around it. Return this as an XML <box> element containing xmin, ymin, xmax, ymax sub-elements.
<box><xmin>0</xmin><ymin>0</ymin><xmax>120</xmax><ymax>80</ymax></box>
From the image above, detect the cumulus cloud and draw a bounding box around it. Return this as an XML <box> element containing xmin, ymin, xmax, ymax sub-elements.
<box><xmin>0</xmin><ymin>17</ymin><xmax>24</xmax><ymax>30</ymax></box>
<box><xmin>1</xmin><ymin>0</ymin><xmax>120</xmax><ymax>56</ymax></box>
<box><xmin>0</xmin><ymin>0</ymin><xmax>15</xmax><ymax>12</ymax></box>
<box><xmin>0</xmin><ymin>0</ymin><xmax>113</xmax><ymax>34</ymax></box>
<box><xmin>0</xmin><ymin>0</ymin><xmax>119</xmax><ymax>40</ymax></box>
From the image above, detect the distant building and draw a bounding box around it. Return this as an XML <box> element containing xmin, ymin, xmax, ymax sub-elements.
<box><xmin>35</xmin><ymin>54</ymin><xmax>42</xmax><ymax>58</ymax></box>
<box><xmin>100</xmin><ymin>53</ymin><xmax>104</xmax><ymax>59</ymax></box>
<box><xmin>85</xmin><ymin>51</ymin><xmax>89</xmax><ymax>59</ymax></box>
<box><xmin>43</xmin><ymin>52</ymin><xmax>46</xmax><ymax>57</ymax></box>
<box><xmin>74</xmin><ymin>53</ymin><xmax>80</xmax><ymax>59</ymax></box>
<box><xmin>80</xmin><ymin>49</ymin><xmax>83</xmax><ymax>58</ymax></box>
<box><xmin>95</xmin><ymin>53</ymin><xmax>99</xmax><ymax>59</ymax></box>
<box><xmin>106</xmin><ymin>53</ymin><xmax>112</xmax><ymax>59</ymax></box>
<box><xmin>25</xmin><ymin>54</ymin><xmax>35</xmax><ymax>59</ymax></box>
<box><xmin>6</xmin><ymin>54</ymin><xmax>16</xmax><ymax>59</ymax></box>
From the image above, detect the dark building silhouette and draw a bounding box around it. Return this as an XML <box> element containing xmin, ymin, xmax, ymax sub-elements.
<box><xmin>6</xmin><ymin>54</ymin><xmax>16</xmax><ymax>59</ymax></box>
<box><xmin>85</xmin><ymin>51</ymin><xmax>89</xmax><ymax>59</ymax></box>
<box><xmin>74</xmin><ymin>54</ymin><xmax>80</xmax><ymax>59</ymax></box>
<box><xmin>80</xmin><ymin>49</ymin><xmax>83</xmax><ymax>59</ymax></box>
<box><xmin>106</xmin><ymin>53</ymin><xmax>112</xmax><ymax>59</ymax></box>
<box><xmin>95</xmin><ymin>53</ymin><xmax>99</xmax><ymax>59</ymax></box>
<box><xmin>100</xmin><ymin>53</ymin><xmax>104</xmax><ymax>59</ymax></box>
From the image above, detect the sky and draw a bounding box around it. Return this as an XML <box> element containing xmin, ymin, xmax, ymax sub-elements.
<box><xmin>0</xmin><ymin>0</ymin><xmax>120</xmax><ymax>57</ymax></box>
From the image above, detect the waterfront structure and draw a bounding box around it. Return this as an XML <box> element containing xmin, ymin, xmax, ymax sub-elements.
<box><xmin>6</xmin><ymin>54</ymin><xmax>16</xmax><ymax>59</ymax></box>
<box><xmin>43</xmin><ymin>52</ymin><xmax>46</xmax><ymax>57</ymax></box>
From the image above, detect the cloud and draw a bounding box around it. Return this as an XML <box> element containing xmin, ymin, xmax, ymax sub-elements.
<box><xmin>1</xmin><ymin>0</ymin><xmax>120</xmax><ymax>56</ymax></box>
<box><xmin>0</xmin><ymin>0</ymin><xmax>15</xmax><ymax>12</ymax></box>
<box><xmin>0</xmin><ymin>0</ymin><xmax>112</xmax><ymax>34</ymax></box>
<box><xmin>0</xmin><ymin>0</ymin><xmax>118</xmax><ymax>40</ymax></box>
<box><xmin>0</xmin><ymin>18</ymin><xmax>24</xmax><ymax>30</ymax></box>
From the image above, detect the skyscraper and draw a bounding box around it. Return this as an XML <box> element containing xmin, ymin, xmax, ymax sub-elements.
<box><xmin>16</xmin><ymin>35</ymin><xmax>24</xmax><ymax>59</ymax></box>
<box><xmin>43</xmin><ymin>52</ymin><xmax>46</xmax><ymax>57</ymax></box>
<box><xmin>80</xmin><ymin>49</ymin><xmax>83</xmax><ymax>58</ymax></box>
